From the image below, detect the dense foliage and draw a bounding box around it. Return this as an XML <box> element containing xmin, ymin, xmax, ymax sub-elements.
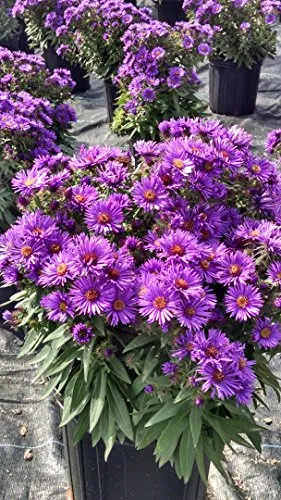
<box><xmin>184</xmin><ymin>0</ymin><xmax>281</xmax><ymax>67</ymax></box>
<box><xmin>2</xmin><ymin>118</ymin><xmax>281</xmax><ymax>481</ymax></box>
<box><xmin>0</xmin><ymin>0</ymin><xmax>20</xmax><ymax>46</ymax></box>
<box><xmin>112</xmin><ymin>20</ymin><xmax>213</xmax><ymax>140</ymax></box>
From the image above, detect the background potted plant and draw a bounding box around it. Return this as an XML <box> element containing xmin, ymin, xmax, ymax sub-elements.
<box><xmin>0</xmin><ymin>47</ymin><xmax>76</xmax><ymax>230</ymax></box>
<box><xmin>266</xmin><ymin>127</ymin><xmax>281</xmax><ymax>157</ymax></box>
<box><xmin>0</xmin><ymin>0</ymin><xmax>23</xmax><ymax>51</ymax></box>
<box><xmin>48</xmin><ymin>0</ymin><xmax>152</xmax><ymax>123</ymax></box>
<box><xmin>2</xmin><ymin>117</ymin><xmax>281</xmax><ymax>498</ymax></box>
<box><xmin>152</xmin><ymin>0</ymin><xmax>186</xmax><ymax>25</ymax></box>
<box><xmin>184</xmin><ymin>0</ymin><xmax>281</xmax><ymax>115</ymax></box>
<box><xmin>12</xmin><ymin>0</ymin><xmax>91</xmax><ymax>93</ymax></box>
<box><xmin>112</xmin><ymin>20</ymin><xmax>213</xmax><ymax>142</ymax></box>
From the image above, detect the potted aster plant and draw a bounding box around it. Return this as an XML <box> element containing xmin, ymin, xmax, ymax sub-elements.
<box><xmin>152</xmin><ymin>0</ymin><xmax>186</xmax><ymax>25</ymax></box>
<box><xmin>112</xmin><ymin>20</ymin><xmax>213</xmax><ymax>141</ymax></box>
<box><xmin>0</xmin><ymin>48</ymin><xmax>76</xmax><ymax>230</ymax></box>
<box><xmin>12</xmin><ymin>0</ymin><xmax>90</xmax><ymax>93</ymax></box>
<box><xmin>2</xmin><ymin>117</ymin><xmax>281</xmax><ymax>498</ymax></box>
<box><xmin>0</xmin><ymin>0</ymin><xmax>21</xmax><ymax>50</ymax></box>
<box><xmin>46</xmin><ymin>0</ymin><xmax>152</xmax><ymax>123</ymax></box>
<box><xmin>266</xmin><ymin>128</ymin><xmax>281</xmax><ymax>157</ymax></box>
<box><xmin>184</xmin><ymin>0</ymin><xmax>281</xmax><ymax>115</ymax></box>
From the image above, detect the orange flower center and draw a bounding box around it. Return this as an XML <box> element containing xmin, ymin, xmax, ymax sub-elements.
<box><xmin>144</xmin><ymin>189</ymin><xmax>156</xmax><ymax>202</ymax></box>
<box><xmin>229</xmin><ymin>264</ymin><xmax>242</xmax><ymax>276</ymax></box>
<box><xmin>97</xmin><ymin>213</ymin><xmax>110</xmax><ymax>224</ymax></box>
<box><xmin>175</xmin><ymin>278</ymin><xmax>188</xmax><ymax>289</ymax></box>
<box><xmin>173</xmin><ymin>159</ymin><xmax>184</xmax><ymax>169</ymax></box>
<box><xmin>201</xmin><ymin>230</ymin><xmax>210</xmax><ymax>240</ymax></box>
<box><xmin>59</xmin><ymin>301</ymin><xmax>68</xmax><ymax>312</ymax></box>
<box><xmin>74</xmin><ymin>194</ymin><xmax>85</xmax><ymax>203</ymax></box>
<box><xmin>276</xmin><ymin>272</ymin><xmax>281</xmax><ymax>280</ymax></box>
<box><xmin>171</xmin><ymin>244</ymin><xmax>185</xmax><ymax>256</ymax></box>
<box><xmin>32</xmin><ymin>227</ymin><xmax>43</xmax><ymax>236</ymax></box>
<box><xmin>201</xmin><ymin>212</ymin><xmax>208</xmax><ymax>222</ymax></box>
<box><xmin>206</xmin><ymin>346</ymin><xmax>218</xmax><ymax>358</ymax></box>
<box><xmin>161</xmin><ymin>174</ymin><xmax>172</xmax><ymax>186</ymax></box>
<box><xmin>108</xmin><ymin>268</ymin><xmax>120</xmax><ymax>280</ymax></box>
<box><xmin>153</xmin><ymin>296</ymin><xmax>167</xmax><ymax>310</ymax></box>
<box><xmin>21</xmin><ymin>246</ymin><xmax>32</xmax><ymax>257</ymax></box>
<box><xmin>85</xmin><ymin>289</ymin><xmax>99</xmax><ymax>301</ymax></box>
<box><xmin>50</xmin><ymin>243</ymin><xmax>61</xmax><ymax>253</ymax></box>
<box><xmin>113</xmin><ymin>299</ymin><xmax>125</xmax><ymax>311</ymax></box>
<box><xmin>204</xmin><ymin>162</ymin><xmax>214</xmax><ymax>171</ymax></box>
<box><xmin>186</xmin><ymin>342</ymin><xmax>193</xmax><ymax>351</ymax></box>
<box><xmin>236</xmin><ymin>295</ymin><xmax>248</xmax><ymax>308</ymax></box>
<box><xmin>185</xmin><ymin>307</ymin><xmax>195</xmax><ymax>317</ymax></box>
<box><xmin>84</xmin><ymin>252</ymin><xmax>97</xmax><ymax>264</ymax></box>
<box><xmin>260</xmin><ymin>327</ymin><xmax>271</xmax><ymax>338</ymax></box>
<box><xmin>221</xmin><ymin>151</ymin><xmax>229</xmax><ymax>160</ymax></box>
<box><xmin>213</xmin><ymin>370</ymin><xmax>224</xmax><ymax>382</ymax></box>
<box><xmin>239</xmin><ymin>358</ymin><xmax>246</xmax><ymax>369</ymax></box>
<box><xmin>250</xmin><ymin>230</ymin><xmax>260</xmax><ymax>237</ymax></box>
<box><xmin>184</xmin><ymin>220</ymin><xmax>194</xmax><ymax>231</ymax></box>
<box><xmin>57</xmin><ymin>263</ymin><xmax>68</xmax><ymax>276</ymax></box>
<box><xmin>200</xmin><ymin>259</ymin><xmax>210</xmax><ymax>270</ymax></box>
<box><xmin>24</xmin><ymin>178</ymin><xmax>36</xmax><ymax>187</ymax></box>
<box><xmin>251</xmin><ymin>165</ymin><xmax>261</xmax><ymax>174</ymax></box>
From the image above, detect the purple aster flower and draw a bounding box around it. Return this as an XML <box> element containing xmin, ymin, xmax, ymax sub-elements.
<box><xmin>165</xmin><ymin>264</ymin><xmax>203</xmax><ymax>299</ymax></box>
<box><xmin>40</xmin><ymin>291</ymin><xmax>74</xmax><ymax>322</ymax></box>
<box><xmin>75</xmin><ymin>235</ymin><xmax>113</xmax><ymax>276</ymax></box>
<box><xmin>225</xmin><ymin>283</ymin><xmax>263</xmax><ymax>321</ymax></box>
<box><xmin>21</xmin><ymin>211</ymin><xmax>57</xmax><ymax>240</ymax></box>
<box><xmin>252</xmin><ymin>317</ymin><xmax>281</xmax><ymax>349</ymax></box>
<box><xmin>106</xmin><ymin>288</ymin><xmax>137</xmax><ymax>326</ymax></box>
<box><xmin>197</xmin><ymin>359</ymin><xmax>242</xmax><ymax>400</ymax></box>
<box><xmin>71</xmin><ymin>185</ymin><xmax>98</xmax><ymax>209</ymax></box>
<box><xmin>97</xmin><ymin>161</ymin><xmax>128</xmax><ymax>186</ymax></box>
<box><xmin>197</xmin><ymin>43</ymin><xmax>211</xmax><ymax>56</ymax></box>
<box><xmin>72</xmin><ymin>323</ymin><xmax>94</xmax><ymax>345</ymax></box>
<box><xmin>139</xmin><ymin>281</ymin><xmax>177</xmax><ymax>326</ymax></box>
<box><xmin>175</xmin><ymin>296</ymin><xmax>213</xmax><ymax>330</ymax></box>
<box><xmin>12</xmin><ymin>166</ymin><xmax>49</xmax><ymax>197</ymax></box>
<box><xmin>162</xmin><ymin>361</ymin><xmax>178</xmax><ymax>377</ymax></box>
<box><xmin>172</xmin><ymin>331</ymin><xmax>195</xmax><ymax>360</ymax></box>
<box><xmin>265</xmin><ymin>13</ymin><xmax>277</xmax><ymax>24</ymax></box>
<box><xmin>132</xmin><ymin>176</ymin><xmax>168</xmax><ymax>212</ymax></box>
<box><xmin>85</xmin><ymin>199</ymin><xmax>124</xmax><ymax>235</ymax></box>
<box><xmin>192</xmin><ymin>329</ymin><xmax>231</xmax><ymax>363</ymax></box>
<box><xmin>142</xmin><ymin>88</ymin><xmax>156</xmax><ymax>102</ymax></box>
<box><xmin>38</xmin><ymin>251</ymin><xmax>80</xmax><ymax>287</ymax></box>
<box><xmin>267</xmin><ymin>261</ymin><xmax>281</xmax><ymax>285</ymax></box>
<box><xmin>240</xmin><ymin>22</ymin><xmax>251</xmax><ymax>30</ymax></box>
<box><xmin>158</xmin><ymin>229</ymin><xmax>202</xmax><ymax>264</ymax></box>
<box><xmin>144</xmin><ymin>384</ymin><xmax>154</xmax><ymax>393</ymax></box>
<box><xmin>216</xmin><ymin>251</ymin><xmax>256</xmax><ymax>285</ymax></box>
<box><xmin>70</xmin><ymin>276</ymin><xmax>115</xmax><ymax>316</ymax></box>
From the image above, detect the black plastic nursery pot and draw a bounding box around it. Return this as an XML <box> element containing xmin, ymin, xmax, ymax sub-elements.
<box><xmin>1</xmin><ymin>21</ymin><xmax>33</xmax><ymax>53</ymax></box>
<box><xmin>63</xmin><ymin>420</ymin><xmax>209</xmax><ymax>500</ymax></box>
<box><xmin>44</xmin><ymin>47</ymin><xmax>90</xmax><ymax>94</ymax></box>
<box><xmin>153</xmin><ymin>0</ymin><xmax>185</xmax><ymax>26</ymax></box>
<box><xmin>104</xmin><ymin>79</ymin><xmax>119</xmax><ymax>124</ymax></box>
<box><xmin>209</xmin><ymin>59</ymin><xmax>262</xmax><ymax>116</ymax></box>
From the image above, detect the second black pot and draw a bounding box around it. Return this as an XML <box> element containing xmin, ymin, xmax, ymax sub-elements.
<box><xmin>44</xmin><ymin>47</ymin><xmax>90</xmax><ymax>94</ymax></box>
<box><xmin>209</xmin><ymin>59</ymin><xmax>262</xmax><ymax>116</ymax></box>
<box><xmin>1</xmin><ymin>21</ymin><xmax>33</xmax><ymax>53</ymax></box>
<box><xmin>63</xmin><ymin>419</ymin><xmax>209</xmax><ymax>500</ymax></box>
<box><xmin>153</xmin><ymin>0</ymin><xmax>185</xmax><ymax>25</ymax></box>
<box><xmin>104</xmin><ymin>79</ymin><xmax>119</xmax><ymax>124</ymax></box>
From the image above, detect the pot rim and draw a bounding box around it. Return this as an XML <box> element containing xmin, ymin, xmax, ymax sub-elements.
<box><xmin>209</xmin><ymin>58</ymin><xmax>263</xmax><ymax>69</ymax></box>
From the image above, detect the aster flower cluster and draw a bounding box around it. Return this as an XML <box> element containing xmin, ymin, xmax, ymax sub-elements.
<box><xmin>0</xmin><ymin>46</ymin><xmax>75</xmax><ymax>99</ymax></box>
<box><xmin>112</xmin><ymin>20</ymin><xmax>214</xmax><ymax>140</ymax></box>
<box><xmin>183</xmin><ymin>0</ymin><xmax>281</xmax><ymax>67</ymax></box>
<box><xmin>12</xmin><ymin>0</ymin><xmax>152</xmax><ymax>80</ymax></box>
<box><xmin>266</xmin><ymin>127</ymin><xmax>281</xmax><ymax>157</ymax></box>
<box><xmin>3</xmin><ymin>121</ymin><xmax>281</xmax><ymax>481</ymax></box>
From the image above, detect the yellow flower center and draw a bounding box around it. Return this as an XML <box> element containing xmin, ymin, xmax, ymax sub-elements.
<box><xmin>57</xmin><ymin>263</ymin><xmax>67</xmax><ymax>276</ymax></box>
<box><xmin>229</xmin><ymin>264</ymin><xmax>242</xmax><ymax>276</ymax></box>
<box><xmin>173</xmin><ymin>159</ymin><xmax>184</xmax><ymax>169</ymax></box>
<box><xmin>59</xmin><ymin>302</ymin><xmax>68</xmax><ymax>312</ymax></box>
<box><xmin>21</xmin><ymin>246</ymin><xmax>32</xmax><ymax>257</ymax></box>
<box><xmin>260</xmin><ymin>327</ymin><xmax>271</xmax><ymax>338</ymax></box>
<box><xmin>153</xmin><ymin>296</ymin><xmax>167</xmax><ymax>310</ymax></box>
<box><xmin>144</xmin><ymin>189</ymin><xmax>156</xmax><ymax>202</ymax></box>
<box><xmin>175</xmin><ymin>278</ymin><xmax>188</xmax><ymax>289</ymax></box>
<box><xmin>24</xmin><ymin>178</ymin><xmax>36</xmax><ymax>187</ymax></box>
<box><xmin>171</xmin><ymin>244</ymin><xmax>185</xmax><ymax>256</ymax></box>
<box><xmin>113</xmin><ymin>299</ymin><xmax>125</xmax><ymax>311</ymax></box>
<box><xmin>236</xmin><ymin>295</ymin><xmax>248</xmax><ymax>308</ymax></box>
<box><xmin>97</xmin><ymin>213</ymin><xmax>110</xmax><ymax>224</ymax></box>
<box><xmin>85</xmin><ymin>289</ymin><xmax>99</xmax><ymax>301</ymax></box>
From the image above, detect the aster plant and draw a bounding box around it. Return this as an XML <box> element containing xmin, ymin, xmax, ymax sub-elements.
<box><xmin>183</xmin><ymin>0</ymin><xmax>281</xmax><ymax>67</ymax></box>
<box><xmin>2</xmin><ymin>120</ymin><xmax>281</xmax><ymax>483</ymax></box>
<box><xmin>266</xmin><ymin>128</ymin><xmax>281</xmax><ymax>157</ymax></box>
<box><xmin>0</xmin><ymin>0</ymin><xmax>20</xmax><ymax>47</ymax></box>
<box><xmin>0</xmin><ymin>53</ymin><xmax>76</xmax><ymax>229</ymax></box>
<box><xmin>112</xmin><ymin>20</ymin><xmax>214</xmax><ymax>140</ymax></box>
<box><xmin>12</xmin><ymin>0</ymin><xmax>152</xmax><ymax>80</ymax></box>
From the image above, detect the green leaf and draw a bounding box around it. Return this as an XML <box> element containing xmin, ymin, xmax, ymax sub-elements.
<box><xmin>145</xmin><ymin>400</ymin><xmax>191</xmax><ymax>427</ymax></box>
<box><xmin>123</xmin><ymin>334</ymin><xmax>158</xmax><ymax>353</ymax></box>
<box><xmin>89</xmin><ymin>369</ymin><xmax>107</xmax><ymax>432</ymax></box>
<box><xmin>195</xmin><ymin>436</ymin><xmax>208</xmax><ymax>485</ymax></box>
<box><xmin>43</xmin><ymin>324</ymin><xmax>67</xmax><ymax>343</ymax></box>
<box><xmin>33</xmin><ymin>345</ymin><xmax>61</xmax><ymax>382</ymax></box>
<box><xmin>83</xmin><ymin>339</ymin><xmax>95</xmax><ymax>383</ymax></box>
<box><xmin>92</xmin><ymin>316</ymin><xmax>105</xmax><ymax>335</ymax></box>
<box><xmin>190</xmin><ymin>405</ymin><xmax>203</xmax><ymax>448</ymax></box>
<box><xmin>155</xmin><ymin>414</ymin><xmax>188</xmax><ymax>467</ymax></box>
<box><xmin>57</xmin><ymin>362</ymin><xmax>74</xmax><ymax>393</ymax></box>
<box><xmin>59</xmin><ymin>372</ymin><xmax>80</xmax><ymax>428</ymax></box>
<box><xmin>102</xmin><ymin>405</ymin><xmax>116</xmax><ymax>461</ymax></box>
<box><xmin>141</xmin><ymin>349</ymin><xmax>158</xmax><ymax>382</ymax></box>
<box><xmin>136</xmin><ymin>420</ymin><xmax>167</xmax><ymax>450</ymax></box>
<box><xmin>44</xmin><ymin>346</ymin><xmax>83</xmax><ymax>377</ymax></box>
<box><xmin>179</xmin><ymin>427</ymin><xmax>195</xmax><ymax>483</ymax></box>
<box><xmin>73</xmin><ymin>405</ymin><xmax>90</xmax><ymax>446</ymax></box>
<box><xmin>70</xmin><ymin>370</ymin><xmax>90</xmax><ymax>416</ymax></box>
<box><xmin>18</xmin><ymin>330</ymin><xmax>43</xmax><ymax>358</ymax></box>
<box><xmin>40</xmin><ymin>373</ymin><xmax>62</xmax><ymax>400</ymax></box>
<box><xmin>107</xmin><ymin>356</ymin><xmax>131</xmax><ymax>385</ymax></box>
<box><xmin>107</xmin><ymin>379</ymin><xmax>133</xmax><ymax>441</ymax></box>
<box><xmin>174</xmin><ymin>386</ymin><xmax>193</xmax><ymax>404</ymax></box>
